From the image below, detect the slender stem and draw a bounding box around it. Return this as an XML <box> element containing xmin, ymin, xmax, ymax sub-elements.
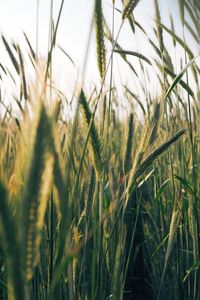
<box><xmin>35</xmin><ymin>0</ymin><xmax>39</xmax><ymax>97</ymax></box>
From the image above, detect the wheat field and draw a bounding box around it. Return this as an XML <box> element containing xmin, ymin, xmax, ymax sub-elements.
<box><xmin>0</xmin><ymin>0</ymin><xmax>200</xmax><ymax>299</ymax></box>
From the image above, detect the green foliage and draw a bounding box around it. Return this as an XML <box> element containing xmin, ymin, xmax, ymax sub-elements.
<box><xmin>0</xmin><ymin>1</ymin><xmax>200</xmax><ymax>299</ymax></box>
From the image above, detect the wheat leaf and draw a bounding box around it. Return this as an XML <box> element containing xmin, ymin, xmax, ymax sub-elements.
<box><xmin>164</xmin><ymin>54</ymin><xmax>199</xmax><ymax>100</ymax></box>
<box><xmin>114</xmin><ymin>50</ymin><xmax>152</xmax><ymax>65</ymax></box>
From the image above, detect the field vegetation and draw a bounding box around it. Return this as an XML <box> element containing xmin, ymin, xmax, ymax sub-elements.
<box><xmin>0</xmin><ymin>0</ymin><xmax>200</xmax><ymax>299</ymax></box>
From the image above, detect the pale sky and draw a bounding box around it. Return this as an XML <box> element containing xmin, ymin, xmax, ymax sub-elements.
<box><xmin>0</xmin><ymin>0</ymin><xmax>199</xmax><ymax>116</ymax></box>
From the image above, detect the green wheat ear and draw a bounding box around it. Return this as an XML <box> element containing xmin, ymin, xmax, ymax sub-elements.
<box><xmin>127</xmin><ymin>128</ymin><xmax>187</xmax><ymax>196</ymax></box>
<box><xmin>123</xmin><ymin>113</ymin><xmax>134</xmax><ymax>175</ymax></box>
<box><xmin>0</xmin><ymin>181</ymin><xmax>24</xmax><ymax>300</ymax></box>
<box><xmin>1</xmin><ymin>35</ymin><xmax>19</xmax><ymax>74</ymax></box>
<box><xmin>16</xmin><ymin>44</ymin><xmax>28</xmax><ymax>101</ymax></box>
<box><xmin>122</xmin><ymin>0</ymin><xmax>141</xmax><ymax>20</ymax></box>
<box><xmin>149</xmin><ymin>101</ymin><xmax>161</xmax><ymax>146</ymax></box>
<box><xmin>94</xmin><ymin>0</ymin><xmax>106</xmax><ymax>79</ymax></box>
<box><xmin>154</xmin><ymin>0</ymin><xmax>164</xmax><ymax>53</ymax></box>
<box><xmin>21</xmin><ymin>106</ymin><xmax>54</xmax><ymax>283</ymax></box>
<box><xmin>80</xmin><ymin>89</ymin><xmax>103</xmax><ymax>179</ymax></box>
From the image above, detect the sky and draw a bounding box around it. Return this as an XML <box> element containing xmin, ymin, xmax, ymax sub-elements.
<box><xmin>0</xmin><ymin>1</ymin><xmax>178</xmax><ymax>60</ymax></box>
<box><xmin>0</xmin><ymin>0</ymin><xmax>199</xmax><ymax>116</ymax></box>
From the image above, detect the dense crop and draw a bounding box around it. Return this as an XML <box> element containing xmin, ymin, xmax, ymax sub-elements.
<box><xmin>0</xmin><ymin>0</ymin><xmax>199</xmax><ymax>299</ymax></box>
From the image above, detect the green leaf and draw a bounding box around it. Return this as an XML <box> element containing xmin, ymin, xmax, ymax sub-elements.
<box><xmin>154</xmin><ymin>179</ymin><xmax>170</xmax><ymax>203</ymax></box>
<box><xmin>183</xmin><ymin>261</ymin><xmax>200</xmax><ymax>282</ymax></box>
<box><xmin>114</xmin><ymin>49</ymin><xmax>152</xmax><ymax>65</ymax></box>
<box><xmin>164</xmin><ymin>54</ymin><xmax>199</xmax><ymax>100</ymax></box>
